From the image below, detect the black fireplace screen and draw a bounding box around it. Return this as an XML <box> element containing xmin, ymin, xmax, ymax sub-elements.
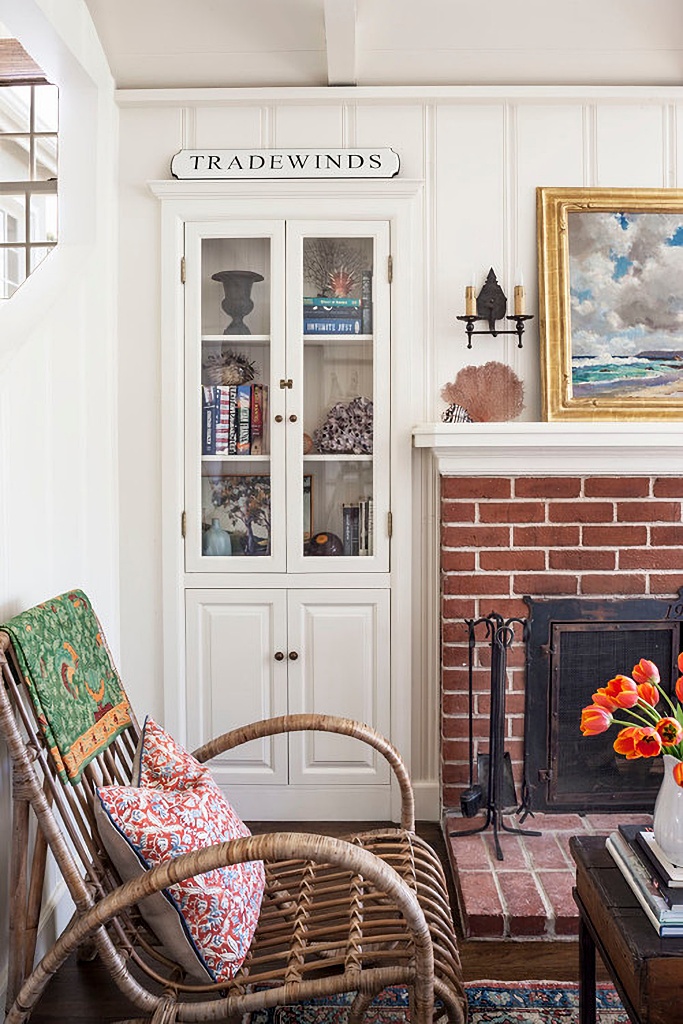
<box><xmin>524</xmin><ymin>595</ymin><xmax>683</xmax><ymax>814</ymax></box>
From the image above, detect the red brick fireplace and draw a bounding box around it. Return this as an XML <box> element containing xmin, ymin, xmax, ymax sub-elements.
<box><xmin>413</xmin><ymin>421</ymin><xmax>683</xmax><ymax>937</ymax></box>
<box><xmin>440</xmin><ymin>471</ymin><xmax>683</xmax><ymax>810</ymax></box>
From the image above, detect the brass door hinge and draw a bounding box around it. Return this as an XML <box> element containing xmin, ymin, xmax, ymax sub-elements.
<box><xmin>387</xmin><ymin>511</ymin><xmax>393</xmax><ymax>537</ymax></box>
<box><xmin>279</xmin><ymin>378</ymin><xmax>293</xmax><ymax>389</ymax></box>
<box><xmin>181</xmin><ymin>511</ymin><xmax>187</xmax><ymax>538</ymax></box>
<box><xmin>180</xmin><ymin>256</ymin><xmax>186</xmax><ymax>284</ymax></box>
<box><xmin>387</xmin><ymin>255</ymin><xmax>393</xmax><ymax>284</ymax></box>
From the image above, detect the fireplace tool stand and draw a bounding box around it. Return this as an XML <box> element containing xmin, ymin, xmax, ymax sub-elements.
<box><xmin>450</xmin><ymin>612</ymin><xmax>540</xmax><ymax>861</ymax></box>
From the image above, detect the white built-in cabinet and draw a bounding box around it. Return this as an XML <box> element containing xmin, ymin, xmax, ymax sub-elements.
<box><xmin>152</xmin><ymin>181</ymin><xmax>421</xmax><ymax>821</ymax></box>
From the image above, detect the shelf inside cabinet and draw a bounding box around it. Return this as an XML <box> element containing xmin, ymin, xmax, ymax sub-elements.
<box><xmin>202</xmin><ymin>455</ymin><xmax>270</xmax><ymax>463</ymax></box>
<box><xmin>303</xmin><ymin>334</ymin><xmax>372</xmax><ymax>345</ymax></box>
<box><xmin>304</xmin><ymin>454</ymin><xmax>372</xmax><ymax>462</ymax></box>
<box><xmin>202</xmin><ymin>334</ymin><xmax>270</xmax><ymax>345</ymax></box>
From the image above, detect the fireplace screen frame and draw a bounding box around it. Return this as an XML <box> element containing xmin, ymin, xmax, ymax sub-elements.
<box><xmin>524</xmin><ymin>593</ymin><xmax>683</xmax><ymax>815</ymax></box>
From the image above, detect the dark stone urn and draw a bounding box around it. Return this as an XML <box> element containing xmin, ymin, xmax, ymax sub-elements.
<box><xmin>212</xmin><ymin>269</ymin><xmax>264</xmax><ymax>335</ymax></box>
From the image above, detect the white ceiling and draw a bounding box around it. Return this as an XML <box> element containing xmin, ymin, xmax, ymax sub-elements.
<box><xmin>84</xmin><ymin>0</ymin><xmax>683</xmax><ymax>90</ymax></box>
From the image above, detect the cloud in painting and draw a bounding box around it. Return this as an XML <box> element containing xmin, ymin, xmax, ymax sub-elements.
<box><xmin>568</xmin><ymin>211</ymin><xmax>683</xmax><ymax>356</ymax></box>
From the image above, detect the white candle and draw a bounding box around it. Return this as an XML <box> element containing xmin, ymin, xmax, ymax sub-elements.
<box><xmin>465</xmin><ymin>285</ymin><xmax>476</xmax><ymax>316</ymax></box>
<box><xmin>513</xmin><ymin>285</ymin><xmax>525</xmax><ymax>316</ymax></box>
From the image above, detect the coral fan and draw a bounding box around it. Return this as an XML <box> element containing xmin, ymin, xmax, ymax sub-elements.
<box><xmin>441</xmin><ymin>361</ymin><xmax>524</xmax><ymax>422</ymax></box>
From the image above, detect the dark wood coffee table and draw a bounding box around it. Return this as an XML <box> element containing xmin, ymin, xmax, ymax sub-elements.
<box><xmin>570</xmin><ymin>834</ymin><xmax>683</xmax><ymax>1024</ymax></box>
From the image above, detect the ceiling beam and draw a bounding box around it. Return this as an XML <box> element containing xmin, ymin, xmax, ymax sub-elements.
<box><xmin>324</xmin><ymin>0</ymin><xmax>357</xmax><ymax>86</ymax></box>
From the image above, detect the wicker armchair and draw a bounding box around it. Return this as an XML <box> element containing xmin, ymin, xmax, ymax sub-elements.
<box><xmin>0</xmin><ymin>592</ymin><xmax>466</xmax><ymax>1024</ymax></box>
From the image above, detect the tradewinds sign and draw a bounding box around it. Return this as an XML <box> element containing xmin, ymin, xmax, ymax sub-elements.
<box><xmin>171</xmin><ymin>148</ymin><xmax>400</xmax><ymax>180</ymax></box>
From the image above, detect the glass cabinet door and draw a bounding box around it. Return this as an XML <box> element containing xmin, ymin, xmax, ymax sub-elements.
<box><xmin>285</xmin><ymin>222</ymin><xmax>391</xmax><ymax>573</ymax></box>
<box><xmin>184</xmin><ymin>221</ymin><xmax>286</xmax><ymax>572</ymax></box>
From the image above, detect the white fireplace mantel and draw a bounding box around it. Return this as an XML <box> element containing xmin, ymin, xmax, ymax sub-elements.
<box><xmin>412</xmin><ymin>421</ymin><xmax>683</xmax><ymax>476</ymax></box>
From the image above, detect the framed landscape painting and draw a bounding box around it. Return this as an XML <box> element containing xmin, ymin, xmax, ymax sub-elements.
<box><xmin>537</xmin><ymin>187</ymin><xmax>683</xmax><ymax>420</ymax></box>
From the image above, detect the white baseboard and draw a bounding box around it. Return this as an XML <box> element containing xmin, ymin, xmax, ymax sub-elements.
<box><xmin>413</xmin><ymin>780</ymin><xmax>440</xmax><ymax>822</ymax></box>
<box><xmin>1</xmin><ymin>878</ymin><xmax>71</xmax><ymax>1012</ymax></box>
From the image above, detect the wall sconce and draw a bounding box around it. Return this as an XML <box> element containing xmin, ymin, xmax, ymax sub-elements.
<box><xmin>456</xmin><ymin>268</ymin><xmax>533</xmax><ymax>349</ymax></box>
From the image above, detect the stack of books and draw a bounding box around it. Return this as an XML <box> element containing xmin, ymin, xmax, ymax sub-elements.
<box><xmin>202</xmin><ymin>383</ymin><xmax>268</xmax><ymax>456</ymax></box>
<box><xmin>303</xmin><ymin>271</ymin><xmax>373</xmax><ymax>335</ymax></box>
<box><xmin>342</xmin><ymin>498</ymin><xmax>373</xmax><ymax>556</ymax></box>
<box><xmin>606</xmin><ymin>824</ymin><xmax>683</xmax><ymax>937</ymax></box>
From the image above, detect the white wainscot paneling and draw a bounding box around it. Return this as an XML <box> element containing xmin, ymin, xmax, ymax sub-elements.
<box><xmin>194</xmin><ymin>105</ymin><xmax>266</xmax><ymax>150</ymax></box>
<box><xmin>433</xmin><ymin>104</ymin><xmax>507</xmax><ymax>418</ymax></box>
<box><xmin>596</xmin><ymin>104</ymin><xmax>666</xmax><ymax>186</ymax></box>
<box><xmin>515</xmin><ymin>102</ymin><xmax>587</xmax><ymax>420</ymax></box>
<box><xmin>119</xmin><ymin>106</ymin><xmax>185</xmax><ymax>182</ymax></box>
<box><xmin>274</xmin><ymin>105</ymin><xmax>345</xmax><ymax>148</ymax></box>
<box><xmin>355</xmin><ymin>104</ymin><xmax>426</xmax><ymax>180</ymax></box>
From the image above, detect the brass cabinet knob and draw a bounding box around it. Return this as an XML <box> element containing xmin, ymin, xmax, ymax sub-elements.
<box><xmin>289</xmin><ymin>414</ymin><xmax>298</xmax><ymax>423</ymax></box>
<box><xmin>288</xmin><ymin>651</ymin><xmax>299</xmax><ymax>660</ymax></box>
<box><xmin>274</xmin><ymin>414</ymin><xmax>283</xmax><ymax>423</ymax></box>
<box><xmin>274</xmin><ymin>651</ymin><xmax>285</xmax><ymax>661</ymax></box>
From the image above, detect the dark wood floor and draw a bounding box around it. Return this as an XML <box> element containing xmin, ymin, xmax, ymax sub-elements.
<box><xmin>20</xmin><ymin>820</ymin><xmax>588</xmax><ymax>1023</ymax></box>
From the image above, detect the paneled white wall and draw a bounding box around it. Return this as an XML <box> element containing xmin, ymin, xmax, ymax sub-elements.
<box><xmin>0</xmin><ymin>0</ymin><xmax>118</xmax><ymax>995</ymax></box>
<box><xmin>116</xmin><ymin>84</ymin><xmax>683</xmax><ymax>810</ymax></box>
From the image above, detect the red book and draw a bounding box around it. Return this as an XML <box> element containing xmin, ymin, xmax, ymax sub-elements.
<box><xmin>250</xmin><ymin>384</ymin><xmax>263</xmax><ymax>455</ymax></box>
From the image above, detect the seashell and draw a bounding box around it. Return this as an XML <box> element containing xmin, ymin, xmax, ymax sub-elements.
<box><xmin>313</xmin><ymin>396</ymin><xmax>373</xmax><ymax>454</ymax></box>
<box><xmin>328</xmin><ymin>267</ymin><xmax>357</xmax><ymax>297</ymax></box>
<box><xmin>303</xmin><ymin>432</ymin><xmax>314</xmax><ymax>454</ymax></box>
<box><xmin>441</xmin><ymin>404</ymin><xmax>472</xmax><ymax>423</ymax></box>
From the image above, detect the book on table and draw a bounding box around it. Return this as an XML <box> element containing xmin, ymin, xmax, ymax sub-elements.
<box><xmin>636</xmin><ymin>828</ymin><xmax>683</xmax><ymax>887</ymax></box>
<box><xmin>606</xmin><ymin>830</ymin><xmax>683</xmax><ymax>937</ymax></box>
<box><xmin>617</xmin><ymin>824</ymin><xmax>683</xmax><ymax>907</ymax></box>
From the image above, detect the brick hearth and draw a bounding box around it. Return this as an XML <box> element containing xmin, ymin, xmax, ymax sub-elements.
<box><xmin>446</xmin><ymin>810</ymin><xmax>651</xmax><ymax>939</ymax></box>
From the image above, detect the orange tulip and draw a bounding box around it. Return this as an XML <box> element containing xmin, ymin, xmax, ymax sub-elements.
<box><xmin>613</xmin><ymin>726</ymin><xmax>643</xmax><ymax>759</ymax></box>
<box><xmin>674</xmin><ymin>761</ymin><xmax>683</xmax><ymax>788</ymax></box>
<box><xmin>656</xmin><ymin>717</ymin><xmax>683</xmax><ymax>746</ymax></box>
<box><xmin>634</xmin><ymin>728</ymin><xmax>662</xmax><ymax>758</ymax></box>
<box><xmin>580</xmin><ymin>704</ymin><xmax>613</xmax><ymax>736</ymax></box>
<box><xmin>637</xmin><ymin>682</ymin><xmax>659</xmax><ymax>708</ymax></box>
<box><xmin>676</xmin><ymin>676</ymin><xmax>683</xmax><ymax>704</ymax></box>
<box><xmin>678</xmin><ymin>651</ymin><xmax>683</xmax><ymax>673</ymax></box>
<box><xmin>632</xmin><ymin>659</ymin><xmax>660</xmax><ymax>687</ymax></box>
<box><xmin>594</xmin><ymin>675</ymin><xmax>639</xmax><ymax>711</ymax></box>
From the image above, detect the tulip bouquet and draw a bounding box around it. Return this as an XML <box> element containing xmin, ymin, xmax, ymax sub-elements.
<box><xmin>580</xmin><ymin>653</ymin><xmax>683</xmax><ymax>786</ymax></box>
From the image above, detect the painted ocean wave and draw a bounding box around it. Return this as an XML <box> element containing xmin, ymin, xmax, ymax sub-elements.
<box><xmin>572</xmin><ymin>355</ymin><xmax>683</xmax><ymax>396</ymax></box>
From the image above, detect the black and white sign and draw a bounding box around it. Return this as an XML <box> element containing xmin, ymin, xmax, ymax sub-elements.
<box><xmin>171</xmin><ymin>148</ymin><xmax>400</xmax><ymax>180</ymax></box>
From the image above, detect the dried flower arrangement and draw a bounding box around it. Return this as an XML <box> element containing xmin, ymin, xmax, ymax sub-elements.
<box><xmin>441</xmin><ymin>361</ymin><xmax>524</xmax><ymax>422</ymax></box>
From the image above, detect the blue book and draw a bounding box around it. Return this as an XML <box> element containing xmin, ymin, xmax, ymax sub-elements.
<box><xmin>201</xmin><ymin>386</ymin><xmax>216</xmax><ymax>455</ymax></box>
<box><xmin>304</xmin><ymin>318</ymin><xmax>362</xmax><ymax>334</ymax></box>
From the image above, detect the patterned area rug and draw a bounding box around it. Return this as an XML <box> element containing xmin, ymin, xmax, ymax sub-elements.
<box><xmin>249</xmin><ymin>982</ymin><xmax>628</xmax><ymax>1024</ymax></box>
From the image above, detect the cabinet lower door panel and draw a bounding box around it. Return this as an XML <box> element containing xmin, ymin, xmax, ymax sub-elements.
<box><xmin>185</xmin><ymin>590</ymin><xmax>288</xmax><ymax>787</ymax></box>
<box><xmin>287</xmin><ymin>590</ymin><xmax>390</xmax><ymax>788</ymax></box>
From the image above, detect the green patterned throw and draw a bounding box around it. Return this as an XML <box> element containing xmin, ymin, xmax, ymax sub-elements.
<box><xmin>1</xmin><ymin>589</ymin><xmax>132</xmax><ymax>783</ymax></box>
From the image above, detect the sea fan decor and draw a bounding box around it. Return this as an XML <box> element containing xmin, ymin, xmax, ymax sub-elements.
<box><xmin>203</xmin><ymin>349</ymin><xmax>257</xmax><ymax>386</ymax></box>
<box><xmin>313</xmin><ymin>396</ymin><xmax>373</xmax><ymax>454</ymax></box>
<box><xmin>441</xmin><ymin>361</ymin><xmax>524</xmax><ymax>422</ymax></box>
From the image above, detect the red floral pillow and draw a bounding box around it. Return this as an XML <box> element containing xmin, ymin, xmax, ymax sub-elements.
<box><xmin>95</xmin><ymin>718</ymin><xmax>265</xmax><ymax>982</ymax></box>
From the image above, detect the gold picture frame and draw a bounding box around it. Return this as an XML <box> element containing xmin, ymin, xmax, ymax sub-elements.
<box><xmin>537</xmin><ymin>187</ymin><xmax>683</xmax><ymax>420</ymax></box>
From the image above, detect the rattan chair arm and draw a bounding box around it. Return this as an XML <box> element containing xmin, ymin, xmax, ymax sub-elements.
<box><xmin>13</xmin><ymin>832</ymin><xmax>434</xmax><ymax>1024</ymax></box>
<box><xmin>192</xmin><ymin>713</ymin><xmax>415</xmax><ymax>831</ymax></box>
